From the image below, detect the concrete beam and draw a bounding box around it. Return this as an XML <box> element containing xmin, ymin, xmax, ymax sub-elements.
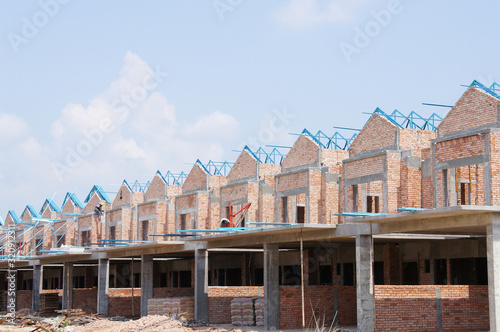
<box><xmin>97</xmin><ymin>259</ymin><xmax>109</xmax><ymax>315</ymax></box>
<box><xmin>194</xmin><ymin>249</ymin><xmax>208</xmax><ymax>322</ymax></box>
<box><xmin>377</xmin><ymin>212</ymin><xmax>491</xmax><ymax>234</ymax></box>
<box><xmin>487</xmin><ymin>215</ymin><xmax>500</xmax><ymax>331</ymax></box>
<box><xmin>264</xmin><ymin>243</ymin><xmax>279</xmax><ymax>330</ymax></box>
<box><xmin>344</xmin><ymin>173</ymin><xmax>385</xmax><ymax>186</ymax></box>
<box><xmin>140</xmin><ymin>255</ymin><xmax>153</xmax><ymax>317</ymax></box>
<box><xmin>32</xmin><ymin>265</ymin><xmax>42</xmax><ymax>311</ymax></box>
<box><xmin>62</xmin><ymin>262</ymin><xmax>73</xmax><ymax>310</ymax></box>
<box><xmin>356</xmin><ymin>235</ymin><xmax>374</xmax><ymax>332</ymax></box>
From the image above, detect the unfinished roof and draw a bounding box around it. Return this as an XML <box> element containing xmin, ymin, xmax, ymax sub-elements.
<box><xmin>40</xmin><ymin>198</ymin><xmax>62</xmax><ymax>215</ymax></box>
<box><xmin>244</xmin><ymin>146</ymin><xmax>285</xmax><ymax>165</ymax></box>
<box><xmin>300</xmin><ymin>128</ymin><xmax>356</xmax><ymax>150</ymax></box>
<box><xmin>438</xmin><ymin>80</ymin><xmax>500</xmax><ymax>137</ymax></box>
<box><xmin>84</xmin><ymin>185</ymin><xmax>112</xmax><ymax>204</ymax></box>
<box><xmin>161</xmin><ymin>170</ymin><xmax>187</xmax><ymax>185</ymax></box>
<box><xmin>21</xmin><ymin>205</ymin><xmax>40</xmax><ymax>220</ymax></box>
<box><xmin>349</xmin><ymin>108</ymin><xmax>439</xmax><ymax>156</ymax></box>
<box><xmin>7</xmin><ymin>210</ymin><xmax>20</xmax><ymax>224</ymax></box>
<box><xmin>62</xmin><ymin>192</ymin><xmax>84</xmax><ymax>209</ymax></box>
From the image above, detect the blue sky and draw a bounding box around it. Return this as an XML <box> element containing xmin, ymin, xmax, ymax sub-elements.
<box><xmin>1</xmin><ymin>0</ymin><xmax>499</xmax><ymax>219</ymax></box>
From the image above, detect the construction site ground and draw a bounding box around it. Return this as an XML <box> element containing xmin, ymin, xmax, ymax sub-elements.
<box><xmin>0</xmin><ymin>310</ymin><xmax>357</xmax><ymax>332</ymax></box>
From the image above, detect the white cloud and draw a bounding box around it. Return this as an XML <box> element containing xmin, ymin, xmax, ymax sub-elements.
<box><xmin>276</xmin><ymin>0</ymin><xmax>367</xmax><ymax>28</ymax></box>
<box><xmin>1</xmin><ymin>52</ymin><xmax>241</xmax><ymax>219</ymax></box>
<box><xmin>0</xmin><ymin>113</ymin><xmax>30</xmax><ymax>146</ymax></box>
<box><xmin>180</xmin><ymin>111</ymin><xmax>239</xmax><ymax>140</ymax></box>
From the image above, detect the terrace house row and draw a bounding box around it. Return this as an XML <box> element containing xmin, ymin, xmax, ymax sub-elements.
<box><xmin>4</xmin><ymin>80</ymin><xmax>500</xmax><ymax>331</ymax></box>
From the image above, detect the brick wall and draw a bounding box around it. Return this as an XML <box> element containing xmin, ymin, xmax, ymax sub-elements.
<box><xmin>435</xmin><ymin>135</ymin><xmax>485</xmax><ymax>163</ymax></box>
<box><xmin>227</xmin><ymin>152</ymin><xmax>257</xmax><ymax>183</ymax></box>
<box><xmin>279</xmin><ymin>286</ymin><xmax>356</xmax><ymax>329</ymax></box>
<box><xmin>207</xmin><ymin>286</ymin><xmax>263</xmax><ymax>324</ymax></box>
<box><xmin>153</xmin><ymin>287</ymin><xmax>194</xmax><ymax>298</ymax></box>
<box><xmin>399</xmin><ymin>129</ymin><xmax>436</xmax><ymax>157</ymax></box>
<box><xmin>281</xmin><ymin>136</ymin><xmax>319</xmax><ymax>171</ymax></box>
<box><xmin>183</xmin><ymin>165</ymin><xmax>208</xmax><ymax>193</ymax></box>
<box><xmin>374</xmin><ymin>285</ymin><xmax>489</xmax><ymax>331</ymax></box>
<box><xmin>321</xmin><ymin>149</ymin><xmax>348</xmax><ymax>172</ymax></box>
<box><xmin>16</xmin><ymin>290</ymin><xmax>32</xmax><ymax>310</ymax></box>
<box><xmin>277</xmin><ymin>171</ymin><xmax>307</xmax><ymax>192</ymax></box>
<box><xmin>490</xmin><ymin>132</ymin><xmax>500</xmax><ymax>205</ymax></box>
<box><xmin>221</xmin><ymin>184</ymin><xmax>247</xmax><ymax>202</ymax></box>
<box><xmin>108</xmin><ymin>288</ymin><xmax>141</xmax><ymax>317</ymax></box>
<box><xmin>257</xmin><ymin>163</ymin><xmax>281</xmax><ymax>185</ymax></box>
<box><xmin>72</xmin><ymin>288</ymin><xmax>97</xmax><ymax>313</ymax></box>
<box><xmin>344</xmin><ymin>155</ymin><xmax>384</xmax><ymax>179</ymax></box>
<box><xmin>349</xmin><ymin>114</ymin><xmax>397</xmax><ymax>156</ymax></box>
<box><xmin>438</xmin><ymin>87</ymin><xmax>499</xmax><ymax>137</ymax></box>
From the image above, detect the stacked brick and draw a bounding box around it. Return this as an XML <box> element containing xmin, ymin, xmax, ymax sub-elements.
<box><xmin>254</xmin><ymin>297</ymin><xmax>264</xmax><ymax>326</ymax></box>
<box><xmin>230</xmin><ymin>297</ymin><xmax>261</xmax><ymax>326</ymax></box>
<box><xmin>147</xmin><ymin>296</ymin><xmax>194</xmax><ymax>321</ymax></box>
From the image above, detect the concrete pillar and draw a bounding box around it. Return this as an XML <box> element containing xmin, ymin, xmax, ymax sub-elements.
<box><xmin>194</xmin><ymin>249</ymin><xmax>208</xmax><ymax>322</ymax></box>
<box><xmin>487</xmin><ymin>215</ymin><xmax>500</xmax><ymax>331</ymax></box>
<box><xmin>140</xmin><ymin>255</ymin><xmax>153</xmax><ymax>317</ymax></box>
<box><xmin>32</xmin><ymin>265</ymin><xmax>42</xmax><ymax>311</ymax></box>
<box><xmin>264</xmin><ymin>243</ymin><xmax>279</xmax><ymax>330</ymax></box>
<box><xmin>356</xmin><ymin>235</ymin><xmax>374</xmax><ymax>332</ymax></box>
<box><xmin>62</xmin><ymin>262</ymin><xmax>73</xmax><ymax>310</ymax></box>
<box><xmin>97</xmin><ymin>259</ymin><xmax>109</xmax><ymax>315</ymax></box>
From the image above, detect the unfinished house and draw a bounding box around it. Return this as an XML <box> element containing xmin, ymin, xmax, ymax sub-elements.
<box><xmin>219</xmin><ymin>147</ymin><xmax>281</xmax><ymax>227</ymax></box>
<box><xmin>432</xmin><ymin>80</ymin><xmax>500</xmax><ymax>208</ymax></box>
<box><xmin>32</xmin><ymin>199</ymin><xmax>62</xmax><ymax>254</ymax></box>
<box><xmin>77</xmin><ymin>185</ymin><xmax>112</xmax><ymax>248</ymax></box>
<box><xmin>105</xmin><ymin>180</ymin><xmax>145</xmax><ymax>243</ymax></box>
<box><xmin>175</xmin><ymin>160</ymin><xmax>230</xmax><ymax>232</ymax></box>
<box><xmin>50</xmin><ymin>192</ymin><xmax>84</xmax><ymax>248</ymax></box>
<box><xmin>137</xmin><ymin>171</ymin><xmax>183</xmax><ymax>241</ymax></box>
<box><xmin>2</xmin><ymin>211</ymin><xmax>20</xmax><ymax>257</ymax></box>
<box><xmin>9</xmin><ymin>80</ymin><xmax>500</xmax><ymax>331</ymax></box>
<box><xmin>343</xmin><ymin>108</ymin><xmax>437</xmax><ymax>214</ymax></box>
<box><xmin>276</xmin><ymin>129</ymin><xmax>350</xmax><ymax>224</ymax></box>
<box><xmin>17</xmin><ymin>205</ymin><xmax>40</xmax><ymax>256</ymax></box>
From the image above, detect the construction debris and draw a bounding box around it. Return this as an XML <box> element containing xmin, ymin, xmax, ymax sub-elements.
<box><xmin>0</xmin><ymin>311</ymin><xmax>249</xmax><ymax>332</ymax></box>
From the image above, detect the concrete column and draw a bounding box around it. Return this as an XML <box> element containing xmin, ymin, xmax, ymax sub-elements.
<box><xmin>62</xmin><ymin>262</ymin><xmax>73</xmax><ymax>310</ymax></box>
<box><xmin>487</xmin><ymin>215</ymin><xmax>500</xmax><ymax>331</ymax></box>
<box><xmin>32</xmin><ymin>265</ymin><xmax>42</xmax><ymax>311</ymax></box>
<box><xmin>194</xmin><ymin>249</ymin><xmax>208</xmax><ymax>322</ymax></box>
<box><xmin>356</xmin><ymin>235</ymin><xmax>374</xmax><ymax>332</ymax></box>
<box><xmin>264</xmin><ymin>243</ymin><xmax>279</xmax><ymax>330</ymax></box>
<box><xmin>140</xmin><ymin>255</ymin><xmax>153</xmax><ymax>317</ymax></box>
<box><xmin>97</xmin><ymin>259</ymin><xmax>109</xmax><ymax>315</ymax></box>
